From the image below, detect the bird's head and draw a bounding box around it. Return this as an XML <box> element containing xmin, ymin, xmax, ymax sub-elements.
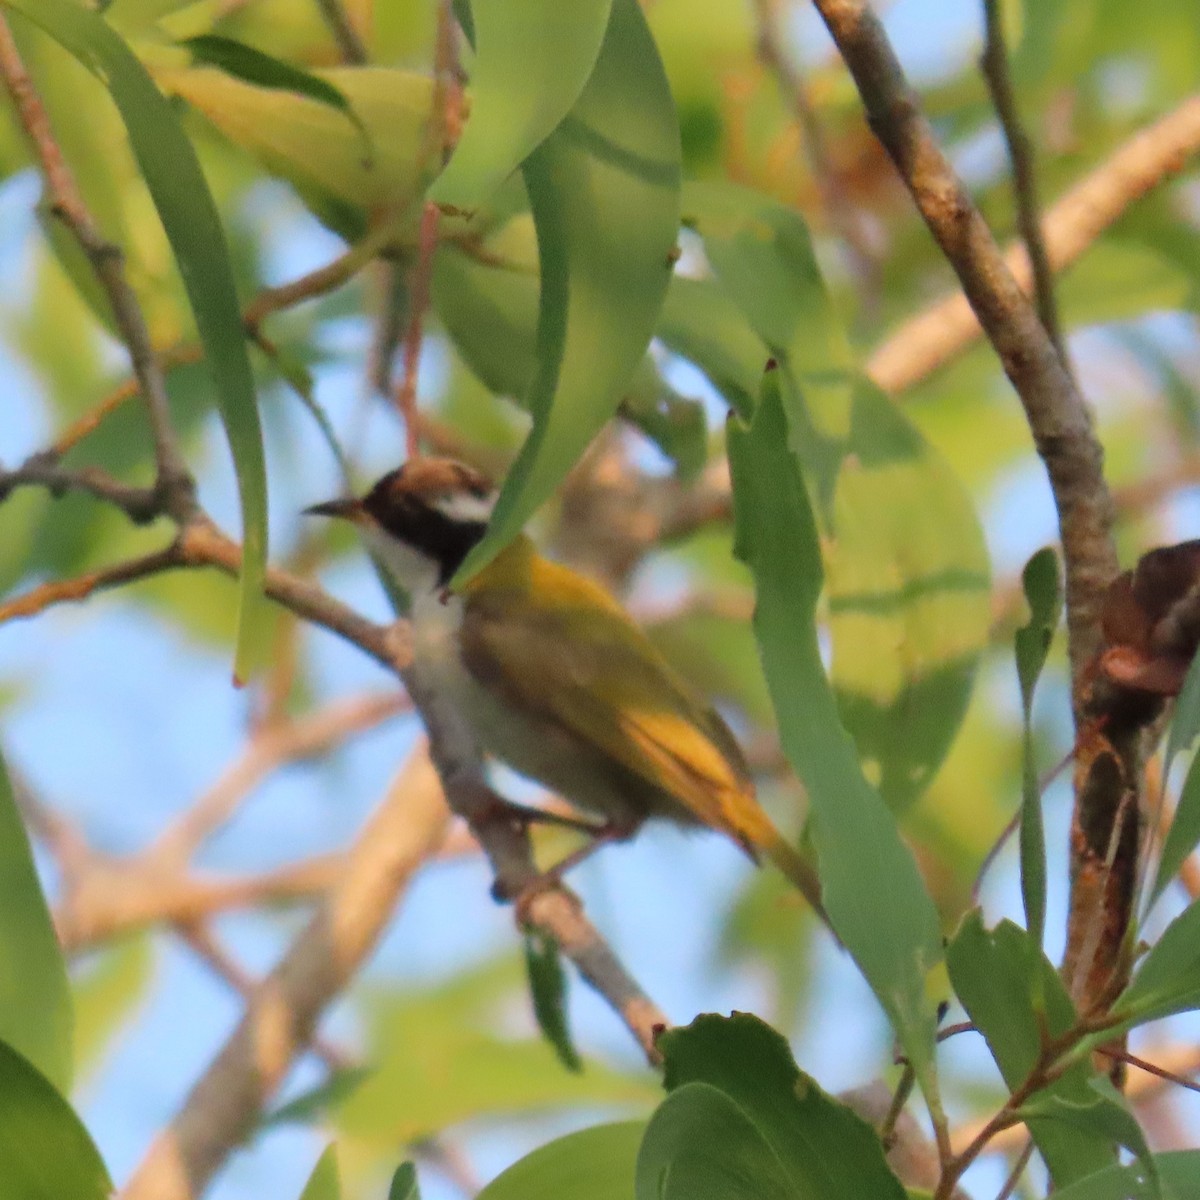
<box><xmin>305</xmin><ymin>458</ymin><xmax>497</xmax><ymax>591</ymax></box>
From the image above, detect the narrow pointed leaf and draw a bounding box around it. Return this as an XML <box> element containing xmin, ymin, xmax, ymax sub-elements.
<box><xmin>1114</xmin><ymin>894</ymin><xmax>1200</xmax><ymax>1028</ymax></box>
<box><xmin>1153</xmin><ymin>750</ymin><xmax>1200</xmax><ymax>905</ymax></box>
<box><xmin>946</xmin><ymin>913</ymin><xmax>1115</xmax><ymax>1186</ymax></box>
<box><xmin>1014</xmin><ymin>548</ymin><xmax>1062</xmax><ymax>947</ymax></box>
<box><xmin>388</xmin><ymin>1163</ymin><xmax>421</xmax><ymax>1200</ymax></box>
<box><xmin>727</xmin><ymin>373</ymin><xmax>943</xmax><ymax>1082</ymax></box>
<box><xmin>0</xmin><ymin>750</ymin><xmax>72</xmax><ymax>1092</ymax></box>
<box><xmin>687</xmin><ymin>183</ymin><xmax>989</xmax><ymax>812</ymax></box>
<box><xmin>6</xmin><ymin>0</ymin><xmax>269</xmax><ymax>679</ymax></box>
<box><xmin>298</xmin><ymin>1144</ymin><xmax>340</xmax><ymax>1200</ymax></box>
<box><xmin>524</xmin><ymin>932</ymin><xmax>581</xmax><ymax>1073</ymax></box>
<box><xmin>455</xmin><ymin>0</ymin><xmax>681</xmax><ymax>582</ymax></box>
<box><xmin>0</xmin><ymin>1039</ymin><xmax>111</xmax><ymax>1200</ymax></box>
<box><xmin>431</xmin><ymin>0</ymin><xmax>614</xmax><ymax>211</ymax></box>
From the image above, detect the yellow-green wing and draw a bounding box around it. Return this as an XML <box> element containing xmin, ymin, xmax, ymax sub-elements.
<box><xmin>460</xmin><ymin>577</ymin><xmax>755</xmax><ymax>839</ymax></box>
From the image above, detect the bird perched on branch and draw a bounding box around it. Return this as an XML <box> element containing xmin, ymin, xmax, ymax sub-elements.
<box><xmin>307</xmin><ymin>457</ymin><xmax>822</xmax><ymax>914</ymax></box>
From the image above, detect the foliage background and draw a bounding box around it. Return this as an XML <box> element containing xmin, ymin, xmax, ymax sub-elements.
<box><xmin>2</xmin><ymin>0</ymin><xmax>1200</xmax><ymax>1197</ymax></box>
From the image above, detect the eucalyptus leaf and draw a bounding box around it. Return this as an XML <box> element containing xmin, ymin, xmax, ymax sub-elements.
<box><xmin>1053</xmin><ymin>1151</ymin><xmax>1200</xmax><ymax>1200</ymax></box>
<box><xmin>432</xmin><ymin>0</ymin><xmax>614</xmax><ymax>211</ymax></box>
<box><xmin>0</xmin><ymin>749</ymin><xmax>73</xmax><ymax>1092</ymax></box>
<box><xmin>946</xmin><ymin>913</ymin><xmax>1115</xmax><ymax>1186</ymax></box>
<box><xmin>524</xmin><ymin>932</ymin><xmax>581</xmax><ymax>1073</ymax></box>
<box><xmin>727</xmin><ymin>372</ymin><xmax>943</xmax><ymax>1090</ymax></box>
<box><xmin>1014</xmin><ymin>547</ymin><xmax>1062</xmax><ymax>947</ymax></box>
<box><xmin>1114</xmin><ymin>894</ymin><xmax>1200</xmax><ymax>1030</ymax></box>
<box><xmin>454</xmin><ymin>0</ymin><xmax>681</xmax><ymax>582</ymax></box>
<box><xmin>686</xmin><ymin>183</ymin><xmax>989</xmax><ymax>812</ymax></box>
<box><xmin>388</xmin><ymin>1162</ymin><xmax>421</xmax><ymax>1200</ymax></box>
<box><xmin>6</xmin><ymin>0</ymin><xmax>269</xmax><ymax>680</ymax></box>
<box><xmin>0</xmin><ymin>1039</ymin><xmax>111</xmax><ymax>1200</ymax></box>
<box><xmin>636</xmin><ymin>1082</ymin><xmax>793</xmax><ymax>1200</ymax></box>
<box><xmin>298</xmin><ymin>1144</ymin><xmax>340</xmax><ymax>1200</ymax></box>
<box><xmin>656</xmin><ymin>1014</ymin><xmax>907</xmax><ymax>1199</ymax></box>
<box><xmin>475</xmin><ymin>1121</ymin><xmax>643</xmax><ymax>1200</ymax></box>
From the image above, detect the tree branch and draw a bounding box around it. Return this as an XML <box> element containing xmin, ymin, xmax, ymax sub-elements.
<box><xmin>0</xmin><ymin>18</ymin><xmax>194</xmax><ymax>518</ymax></box>
<box><xmin>120</xmin><ymin>748</ymin><xmax>453</xmax><ymax>1200</ymax></box>
<box><xmin>869</xmin><ymin>95</ymin><xmax>1200</xmax><ymax>395</ymax></box>
<box><xmin>809</xmin><ymin>0</ymin><xmax>1130</xmax><ymax>1037</ymax></box>
<box><xmin>979</xmin><ymin>0</ymin><xmax>1066</xmax><ymax>358</ymax></box>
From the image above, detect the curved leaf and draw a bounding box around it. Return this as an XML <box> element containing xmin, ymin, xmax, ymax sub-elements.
<box><xmin>524</xmin><ymin>932</ymin><xmax>581</xmax><ymax>1073</ymax></box>
<box><xmin>637</xmin><ymin>1082</ymin><xmax>793</xmax><ymax>1200</ymax></box>
<box><xmin>656</xmin><ymin>1014</ymin><xmax>907</xmax><ymax>1200</ymax></box>
<box><xmin>728</xmin><ymin>371</ymin><xmax>943</xmax><ymax>1089</ymax></box>
<box><xmin>0</xmin><ymin>1039</ymin><xmax>111</xmax><ymax>1200</ymax></box>
<box><xmin>298</xmin><ymin>1145</ymin><xmax>340</xmax><ymax>1200</ymax></box>
<box><xmin>431</xmin><ymin>0</ymin><xmax>614</xmax><ymax>211</ymax></box>
<box><xmin>0</xmin><ymin>750</ymin><xmax>72</xmax><ymax>1092</ymax></box>
<box><xmin>1052</xmin><ymin>1152</ymin><xmax>1200</xmax><ymax>1200</ymax></box>
<box><xmin>161</xmin><ymin>65</ymin><xmax>437</xmax><ymax>240</ymax></box>
<box><xmin>476</xmin><ymin>1121</ymin><xmax>643</xmax><ymax>1200</ymax></box>
<box><xmin>454</xmin><ymin>0</ymin><xmax>681</xmax><ymax>582</ymax></box>
<box><xmin>946</xmin><ymin>913</ymin><xmax>1115</xmax><ymax>1187</ymax></box>
<box><xmin>6</xmin><ymin>0</ymin><xmax>269</xmax><ymax>680</ymax></box>
<box><xmin>685</xmin><ymin>182</ymin><xmax>989</xmax><ymax>811</ymax></box>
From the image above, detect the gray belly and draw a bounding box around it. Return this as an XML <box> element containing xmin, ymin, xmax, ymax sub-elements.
<box><xmin>409</xmin><ymin>595</ymin><xmax>697</xmax><ymax>830</ymax></box>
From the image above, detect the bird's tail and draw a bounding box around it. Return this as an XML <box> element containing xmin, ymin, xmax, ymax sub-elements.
<box><xmin>738</xmin><ymin>813</ymin><xmax>832</xmax><ymax>934</ymax></box>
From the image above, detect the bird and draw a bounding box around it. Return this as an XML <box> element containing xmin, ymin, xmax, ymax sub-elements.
<box><xmin>306</xmin><ymin>457</ymin><xmax>823</xmax><ymax>912</ymax></box>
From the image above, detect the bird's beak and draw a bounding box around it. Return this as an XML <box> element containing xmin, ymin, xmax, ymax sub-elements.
<box><xmin>303</xmin><ymin>497</ymin><xmax>366</xmax><ymax>523</ymax></box>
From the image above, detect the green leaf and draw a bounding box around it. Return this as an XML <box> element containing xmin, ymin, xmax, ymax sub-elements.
<box><xmin>686</xmin><ymin>183</ymin><xmax>989</xmax><ymax>812</ymax></box>
<box><xmin>1152</xmin><ymin>652</ymin><xmax>1200</xmax><ymax>907</ymax></box>
<box><xmin>523</xmin><ymin>932</ymin><xmax>582</xmax><ymax>1074</ymax></box>
<box><xmin>161</xmin><ymin>65</ymin><xmax>437</xmax><ymax>240</ymax></box>
<box><xmin>330</xmin><ymin>960</ymin><xmax>654</xmax><ymax>1146</ymax></box>
<box><xmin>1019</xmin><ymin>1080</ymin><xmax>1158</xmax><ymax>1200</ymax></box>
<box><xmin>727</xmin><ymin>374</ymin><xmax>943</xmax><ymax>1086</ymax></box>
<box><xmin>71</xmin><ymin>936</ymin><xmax>153</xmax><ymax>1084</ymax></box>
<box><xmin>298</xmin><ymin>1144</ymin><xmax>340</xmax><ymax>1200</ymax></box>
<box><xmin>1053</xmin><ymin>1151</ymin><xmax>1200</xmax><ymax>1200</ymax></box>
<box><xmin>1164</xmin><ymin>649</ymin><xmax>1200</xmax><ymax>774</ymax></box>
<box><xmin>946</xmin><ymin>913</ymin><xmax>1115</xmax><ymax>1186</ymax></box>
<box><xmin>0</xmin><ymin>749</ymin><xmax>72</xmax><ymax>1092</ymax></box>
<box><xmin>454</xmin><ymin>0</ymin><xmax>681</xmax><ymax>583</ymax></box>
<box><xmin>656</xmin><ymin>275</ymin><xmax>768</xmax><ymax>417</ymax></box>
<box><xmin>656</xmin><ymin>1014</ymin><xmax>907</xmax><ymax>1200</ymax></box>
<box><xmin>183</xmin><ymin>36</ymin><xmax>363</xmax><ymax>133</ymax></box>
<box><xmin>476</xmin><ymin>1121</ymin><xmax>643</xmax><ymax>1200</ymax></box>
<box><xmin>1113</xmin><ymin>894</ymin><xmax>1200</xmax><ymax>1029</ymax></box>
<box><xmin>7</xmin><ymin>0</ymin><xmax>269</xmax><ymax>681</ymax></box>
<box><xmin>388</xmin><ymin>1162</ymin><xmax>421</xmax><ymax>1200</ymax></box>
<box><xmin>636</xmin><ymin>1082</ymin><xmax>793</xmax><ymax>1200</ymax></box>
<box><xmin>265</xmin><ymin>1066</ymin><xmax>373</xmax><ymax>1128</ymax></box>
<box><xmin>1014</xmin><ymin>548</ymin><xmax>1062</xmax><ymax>947</ymax></box>
<box><xmin>0</xmin><ymin>1039</ymin><xmax>111</xmax><ymax>1200</ymax></box>
<box><xmin>431</xmin><ymin>0</ymin><xmax>614</xmax><ymax>211</ymax></box>
<box><xmin>1153</xmin><ymin>750</ymin><xmax>1200</xmax><ymax>906</ymax></box>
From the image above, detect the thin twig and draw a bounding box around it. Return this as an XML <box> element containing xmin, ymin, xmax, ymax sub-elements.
<box><xmin>994</xmin><ymin>1138</ymin><xmax>1035</xmax><ymax>1200</ymax></box>
<box><xmin>751</xmin><ymin>0</ymin><xmax>880</xmax><ymax>297</ymax></box>
<box><xmin>980</xmin><ymin>0</ymin><xmax>1066</xmax><ymax>359</ymax></box>
<box><xmin>0</xmin><ymin>456</ymin><xmax>163</xmax><ymax>523</ymax></box>
<box><xmin>176</xmin><ymin>921</ymin><xmax>352</xmax><ymax>1071</ymax></box>
<box><xmin>395</xmin><ymin>202</ymin><xmax>441</xmax><ymax>458</ymax></box>
<box><xmin>0</xmin><ymin>542</ymin><xmax>184</xmax><ymax>625</ymax></box>
<box><xmin>312</xmin><ymin>0</ymin><xmax>368</xmax><ymax>64</ymax></box>
<box><xmin>869</xmin><ymin>95</ymin><xmax>1200</xmax><ymax>395</ymax></box>
<box><xmin>0</xmin><ymin>18</ymin><xmax>194</xmax><ymax>518</ymax></box>
<box><xmin>120</xmin><ymin>748</ymin><xmax>453</xmax><ymax>1200</ymax></box>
